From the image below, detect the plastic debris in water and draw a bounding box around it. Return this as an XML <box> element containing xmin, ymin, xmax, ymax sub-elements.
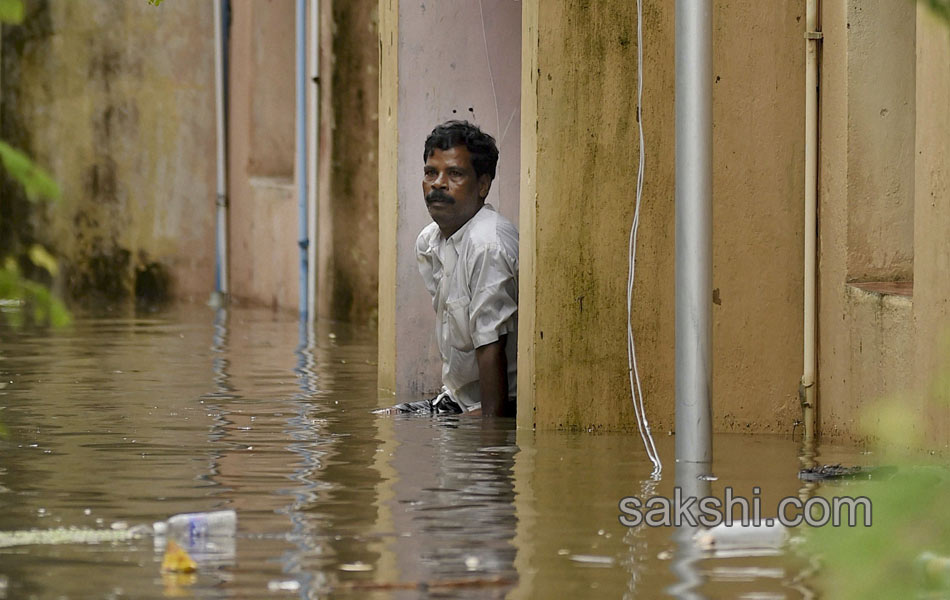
<box><xmin>798</xmin><ymin>463</ymin><xmax>896</xmax><ymax>481</ymax></box>
<box><xmin>694</xmin><ymin>522</ymin><xmax>788</xmax><ymax>557</ymax></box>
<box><xmin>153</xmin><ymin>509</ymin><xmax>236</xmax><ymax>544</ymax></box>
<box><xmin>569</xmin><ymin>554</ymin><xmax>615</xmax><ymax>566</ymax></box>
<box><xmin>0</xmin><ymin>524</ymin><xmax>150</xmax><ymax>548</ymax></box>
<box><xmin>161</xmin><ymin>540</ymin><xmax>198</xmax><ymax>573</ymax></box>
<box><xmin>268</xmin><ymin>580</ymin><xmax>302</xmax><ymax>592</ymax></box>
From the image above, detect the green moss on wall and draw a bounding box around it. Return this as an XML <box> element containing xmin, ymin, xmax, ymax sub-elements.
<box><xmin>2</xmin><ymin>0</ymin><xmax>213</xmax><ymax>306</ymax></box>
<box><xmin>328</xmin><ymin>0</ymin><xmax>379</xmax><ymax>324</ymax></box>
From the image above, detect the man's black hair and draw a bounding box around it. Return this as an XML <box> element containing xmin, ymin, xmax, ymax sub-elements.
<box><xmin>423</xmin><ymin>120</ymin><xmax>499</xmax><ymax>180</ymax></box>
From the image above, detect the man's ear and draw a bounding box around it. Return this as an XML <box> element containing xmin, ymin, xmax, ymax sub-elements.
<box><xmin>478</xmin><ymin>174</ymin><xmax>492</xmax><ymax>200</ymax></box>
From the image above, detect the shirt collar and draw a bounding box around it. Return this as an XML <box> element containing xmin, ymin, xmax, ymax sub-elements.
<box><xmin>445</xmin><ymin>203</ymin><xmax>494</xmax><ymax>247</ymax></box>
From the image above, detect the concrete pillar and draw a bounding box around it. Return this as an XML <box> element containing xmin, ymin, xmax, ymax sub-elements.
<box><xmin>913</xmin><ymin>5</ymin><xmax>950</xmax><ymax>442</ymax></box>
<box><xmin>377</xmin><ymin>0</ymin><xmax>522</xmax><ymax>400</ymax></box>
<box><xmin>845</xmin><ymin>0</ymin><xmax>916</xmax><ymax>282</ymax></box>
<box><xmin>818</xmin><ymin>0</ymin><xmax>919</xmax><ymax>441</ymax></box>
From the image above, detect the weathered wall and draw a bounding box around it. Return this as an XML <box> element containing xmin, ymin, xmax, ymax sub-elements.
<box><xmin>709</xmin><ymin>1</ymin><xmax>806</xmax><ymax>433</ymax></box>
<box><xmin>520</xmin><ymin>0</ymin><xmax>805</xmax><ymax>432</ymax></box>
<box><xmin>911</xmin><ymin>5</ymin><xmax>950</xmax><ymax>444</ymax></box>
<box><xmin>817</xmin><ymin>0</ymin><xmax>923</xmax><ymax>443</ymax></box>
<box><xmin>227</xmin><ymin>0</ymin><xmax>299</xmax><ymax>310</ymax></box>
<box><xmin>227</xmin><ymin>0</ymin><xmax>380</xmax><ymax>320</ymax></box>
<box><xmin>378</xmin><ymin>0</ymin><xmax>521</xmax><ymax>398</ymax></box>
<box><xmin>845</xmin><ymin>0</ymin><xmax>916</xmax><ymax>283</ymax></box>
<box><xmin>816</xmin><ymin>1</ymin><xmax>950</xmax><ymax>446</ymax></box>
<box><xmin>314</xmin><ymin>0</ymin><xmax>379</xmax><ymax>324</ymax></box>
<box><xmin>2</xmin><ymin>0</ymin><xmax>216</xmax><ymax>304</ymax></box>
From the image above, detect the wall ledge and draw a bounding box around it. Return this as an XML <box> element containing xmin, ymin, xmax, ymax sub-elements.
<box><xmin>848</xmin><ymin>280</ymin><xmax>914</xmax><ymax>298</ymax></box>
<box><xmin>249</xmin><ymin>176</ymin><xmax>295</xmax><ymax>191</ymax></box>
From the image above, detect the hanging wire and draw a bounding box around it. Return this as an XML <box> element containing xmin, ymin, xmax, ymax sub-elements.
<box><xmin>627</xmin><ymin>0</ymin><xmax>662</xmax><ymax>477</ymax></box>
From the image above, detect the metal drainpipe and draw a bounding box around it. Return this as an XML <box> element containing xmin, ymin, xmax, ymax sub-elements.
<box><xmin>675</xmin><ymin>0</ymin><xmax>713</xmax><ymax>466</ymax></box>
<box><xmin>306</xmin><ymin>0</ymin><xmax>320</xmax><ymax>324</ymax></box>
<box><xmin>296</xmin><ymin>0</ymin><xmax>309</xmax><ymax>320</ymax></box>
<box><xmin>212</xmin><ymin>0</ymin><xmax>230</xmax><ymax>304</ymax></box>
<box><xmin>801</xmin><ymin>0</ymin><xmax>821</xmax><ymax>442</ymax></box>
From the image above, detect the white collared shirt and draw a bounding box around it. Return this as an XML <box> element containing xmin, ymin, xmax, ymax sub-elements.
<box><xmin>416</xmin><ymin>204</ymin><xmax>519</xmax><ymax>411</ymax></box>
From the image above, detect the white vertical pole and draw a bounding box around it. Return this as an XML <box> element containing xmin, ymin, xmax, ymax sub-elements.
<box><xmin>801</xmin><ymin>0</ymin><xmax>820</xmax><ymax>442</ymax></box>
<box><xmin>675</xmin><ymin>0</ymin><xmax>713</xmax><ymax>464</ymax></box>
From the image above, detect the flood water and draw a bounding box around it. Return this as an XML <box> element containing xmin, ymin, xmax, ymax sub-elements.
<box><xmin>0</xmin><ymin>304</ymin><xmax>870</xmax><ymax>599</ymax></box>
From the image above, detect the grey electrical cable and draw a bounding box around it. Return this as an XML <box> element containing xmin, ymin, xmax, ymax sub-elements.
<box><xmin>627</xmin><ymin>0</ymin><xmax>662</xmax><ymax>476</ymax></box>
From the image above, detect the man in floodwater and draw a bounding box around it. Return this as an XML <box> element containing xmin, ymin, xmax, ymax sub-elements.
<box><xmin>389</xmin><ymin>120</ymin><xmax>518</xmax><ymax>417</ymax></box>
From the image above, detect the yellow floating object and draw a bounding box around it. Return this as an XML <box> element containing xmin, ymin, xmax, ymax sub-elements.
<box><xmin>161</xmin><ymin>540</ymin><xmax>198</xmax><ymax>573</ymax></box>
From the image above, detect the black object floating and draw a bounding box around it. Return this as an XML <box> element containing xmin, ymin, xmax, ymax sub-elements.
<box><xmin>798</xmin><ymin>463</ymin><xmax>897</xmax><ymax>482</ymax></box>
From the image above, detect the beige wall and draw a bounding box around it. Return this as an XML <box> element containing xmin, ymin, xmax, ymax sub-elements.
<box><xmin>519</xmin><ymin>0</ymin><xmax>805</xmax><ymax>433</ymax></box>
<box><xmin>3</xmin><ymin>0</ymin><xmax>217</xmax><ymax>303</ymax></box>
<box><xmin>817</xmin><ymin>0</ymin><xmax>950</xmax><ymax>445</ymax></box>
<box><xmin>845</xmin><ymin>0</ymin><xmax>916</xmax><ymax>283</ymax></box>
<box><xmin>913</xmin><ymin>5</ymin><xmax>950</xmax><ymax>445</ymax></box>
<box><xmin>378</xmin><ymin>0</ymin><xmax>398</xmax><ymax>395</ymax></box>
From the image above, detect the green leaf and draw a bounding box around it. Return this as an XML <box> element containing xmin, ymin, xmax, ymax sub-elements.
<box><xmin>3</xmin><ymin>256</ymin><xmax>19</xmax><ymax>274</ymax></box>
<box><xmin>0</xmin><ymin>141</ymin><xmax>60</xmax><ymax>203</ymax></box>
<box><xmin>0</xmin><ymin>0</ymin><xmax>24</xmax><ymax>24</ymax></box>
<box><xmin>27</xmin><ymin>244</ymin><xmax>59</xmax><ymax>277</ymax></box>
<box><xmin>921</xmin><ymin>0</ymin><xmax>950</xmax><ymax>23</ymax></box>
<box><xmin>49</xmin><ymin>299</ymin><xmax>71</xmax><ymax>327</ymax></box>
<box><xmin>0</xmin><ymin>257</ymin><xmax>71</xmax><ymax>328</ymax></box>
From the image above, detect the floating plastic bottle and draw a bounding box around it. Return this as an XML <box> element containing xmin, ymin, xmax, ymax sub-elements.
<box><xmin>693</xmin><ymin>522</ymin><xmax>788</xmax><ymax>557</ymax></box>
<box><xmin>152</xmin><ymin>510</ymin><xmax>237</xmax><ymax>565</ymax></box>
<box><xmin>153</xmin><ymin>509</ymin><xmax>236</xmax><ymax>542</ymax></box>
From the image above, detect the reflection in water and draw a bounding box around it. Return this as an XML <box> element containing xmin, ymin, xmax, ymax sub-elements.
<box><xmin>383</xmin><ymin>416</ymin><xmax>518</xmax><ymax>597</ymax></box>
<box><xmin>797</xmin><ymin>430</ymin><xmax>820</xmax><ymax>504</ymax></box>
<box><xmin>621</xmin><ymin>474</ymin><xmax>659</xmax><ymax>599</ymax></box>
<box><xmin>667</xmin><ymin>461</ymin><xmax>712</xmax><ymax>600</ymax></box>
<box><xmin>0</xmin><ymin>305</ymin><xmax>870</xmax><ymax>598</ymax></box>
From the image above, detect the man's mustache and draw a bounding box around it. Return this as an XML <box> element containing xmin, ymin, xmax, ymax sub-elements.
<box><xmin>426</xmin><ymin>190</ymin><xmax>454</xmax><ymax>204</ymax></box>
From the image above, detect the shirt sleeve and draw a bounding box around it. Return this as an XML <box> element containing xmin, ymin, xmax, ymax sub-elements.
<box><xmin>467</xmin><ymin>243</ymin><xmax>518</xmax><ymax>348</ymax></box>
<box><xmin>416</xmin><ymin>230</ymin><xmax>438</xmax><ymax>300</ymax></box>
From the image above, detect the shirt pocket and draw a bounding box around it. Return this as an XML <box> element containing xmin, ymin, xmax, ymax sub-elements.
<box><xmin>444</xmin><ymin>297</ymin><xmax>474</xmax><ymax>352</ymax></box>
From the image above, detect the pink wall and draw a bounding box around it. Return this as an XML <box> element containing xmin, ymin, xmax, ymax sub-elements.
<box><xmin>227</xmin><ymin>0</ymin><xmax>300</xmax><ymax>310</ymax></box>
<box><xmin>395</xmin><ymin>0</ymin><xmax>522</xmax><ymax>396</ymax></box>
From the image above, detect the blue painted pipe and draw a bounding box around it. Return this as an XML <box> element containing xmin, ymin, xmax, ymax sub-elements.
<box><xmin>296</xmin><ymin>0</ymin><xmax>309</xmax><ymax>319</ymax></box>
<box><xmin>213</xmin><ymin>0</ymin><xmax>231</xmax><ymax>300</ymax></box>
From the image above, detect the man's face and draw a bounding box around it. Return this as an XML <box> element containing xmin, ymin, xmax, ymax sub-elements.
<box><xmin>423</xmin><ymin>146</ymin><xmax>491</xmax><ymax>239</ymax></box>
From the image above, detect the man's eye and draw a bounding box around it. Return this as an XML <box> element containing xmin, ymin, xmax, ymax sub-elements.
<box><xmin>449</xmin><ymin>170</ymin><xmax>464</xmax><ymax>177</ymax></box>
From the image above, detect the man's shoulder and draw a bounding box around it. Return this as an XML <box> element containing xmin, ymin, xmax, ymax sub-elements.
<box><xmin>416</xmin><ymin>221</ymin><xmax>441</xmax><ymax>254</ymax></box>
<box><xmin>465</xmin><ymin>206</ymin><xmax>519</xmax><ymax>254</ymax></box>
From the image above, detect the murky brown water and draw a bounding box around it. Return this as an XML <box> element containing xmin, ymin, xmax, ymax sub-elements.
<box><xmin>0</xmin><ymin>304</ymin><xmax>869</xmax><ymax>599</ymax></box>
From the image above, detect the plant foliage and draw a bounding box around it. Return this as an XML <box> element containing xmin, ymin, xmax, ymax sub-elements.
<box><xmin>0</xmin><ymin>0</ymin><xmax>70</xmax><ymax>328</ymax></box>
